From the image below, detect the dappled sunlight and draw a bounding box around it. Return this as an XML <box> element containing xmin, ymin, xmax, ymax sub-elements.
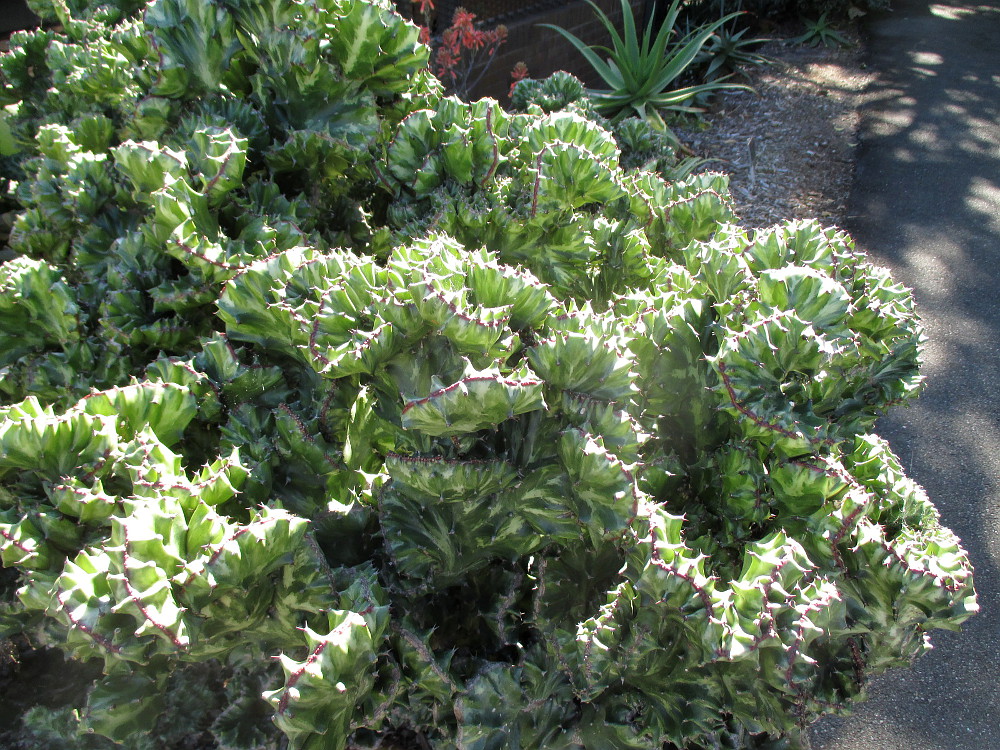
<box><xmin>943</xmin><ymin>87</ymin><xmax>986</xmax><ymax>105</ymax></box>
<box><xmin>965</xmin><ymin>176</ymin><xmax>1000</xmax><ymax>229</ymax></box>
<box><xmin>905</xmin><ymin>50</ymin><xmax>943</xmax><ymax>80</ymax></box>
<box><xmin>897</xmin><ymin>228</ymin><xmax>962</xmax><ymax>305</ymax></box>
<box><xmin>872</xmin><ymin>107</ymin><xmax>915</xmax><ymax>133</ymax></box>
<box><xmin>930</xmin><ymin>3</ymin><xmax>976</xmax><ymax>19</ymax></box>
<box><xmin>816</xmin><ymin>1</ymin><xmax>1000</xmax><ymax>746</ymax></box>
<box><xmin>911</xmin><ymin>51</ymin><xmax>943</xmax><ymax>66</ymax></box>
<box><xmin>929</xmin><ymin>3</ymin><xmax>999</xmax><ymax>19</ymax></box>
<box><xmin>909</xmin><ymin>122</ymin><xmax>944</xmax><ymax>148</ymax></box>
<box><xmin>957</xmin><ymin>135</ymin><xmax>996</xmax><ymax>155</ymax></box>
<box><xmin>865</xmin><ymin>85</ymin><xmax>904</xmax><ymax>106</ymax></box>
<box><xmin>802</xmin><ymin>62</ymin><xmax>862</xmax><ymax>93</ymax></box>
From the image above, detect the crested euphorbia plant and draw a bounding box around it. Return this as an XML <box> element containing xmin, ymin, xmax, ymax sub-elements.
<box><xmin>0</xmin><ymin>0</ymin><xmax>976</xmax><ymax>749</ymax></box>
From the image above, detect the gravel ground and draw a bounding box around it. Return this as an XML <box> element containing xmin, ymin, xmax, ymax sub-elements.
<box><xmin>678</xmin><ymin>28</ymin><xmax>871</xmax><ymax>231</ymax></box>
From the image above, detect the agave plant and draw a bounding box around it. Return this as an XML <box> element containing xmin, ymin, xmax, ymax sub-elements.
<box><xmin>792</xmin><ymin>12</ymin><xmax>852</xmax><ymax>48</ymax></box>
<box><xmin>696</xmin><ymin>22</ymin><xmax>772</xmax><ymax>82</ymax></box>
<box><xmin>541</xmin><ymin>0</ymin><xmax>747</xmax><ymax>131</ymax></box>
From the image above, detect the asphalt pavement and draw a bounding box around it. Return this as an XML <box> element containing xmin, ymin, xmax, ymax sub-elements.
<box><xmin>809</xmin><ymin>1</ymin><xmax>1000</xmax><ymax>748</ymax></box>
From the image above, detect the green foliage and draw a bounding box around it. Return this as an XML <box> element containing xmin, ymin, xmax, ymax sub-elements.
<box><xmin>792</xmin><ymin>12</ymin><xmax>853</xmax><ymax>48</ymax></box>
<box><xmin>510</xmin><ymin>70</ymin><xmax>713</xmax><ymax>182</ymax></box>
<box><xmin>0</xmin><ymin>1</ymin><xmax>975</xmax><ymax>749</ymax></box>
<box><xmin>694</xmin><ymin>23</ymin><xmax>772</xmax><ymax>82</ymax></box>
<box><xmin>510</xmin><ymin>70</ymin><xmax>591</xmax><ymax>116</ymax></box>
<box><xmin>539</xmin><ymin>0</ymin><xmax>748</xmax><ymax>132</ymax></box>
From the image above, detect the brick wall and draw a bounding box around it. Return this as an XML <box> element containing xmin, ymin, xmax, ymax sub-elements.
<box><xmin>466</xmin><ymin>0</ymin><xmax>650</xmax><ymax>102</ymax></box>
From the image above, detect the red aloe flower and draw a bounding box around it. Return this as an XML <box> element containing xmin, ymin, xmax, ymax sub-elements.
<box><xmin>483</xmin><ymin>26</ymin><xmax>507</xmax><ymax>52</ymax></box>
<box><xmin>452</xmin><ymin>7</ymin><xmax>476</xmax><ymax>27</ymax></box>
<box><xmin>425</xmin><ymin>5</ymin><xmax>509</xmax><ymax>99</ymax></box>
<box><xmin>435</xmin><ymin>45</ymin><xmax>459</xmax><ymax>80</ymax></box>
<box><xmin>452</xmin><ymin>8</ymin><xmax>481</xmax><ymax>48</ymax></box>
<box><xmin>509</xmin><ymin>61</ymin><xmax>529</xmax><ymax>97</ymax></box>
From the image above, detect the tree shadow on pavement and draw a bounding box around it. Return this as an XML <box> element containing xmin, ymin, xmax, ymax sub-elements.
<box><xmin>812</xmin><ymin>2</ymin><xmax>1000</xmax><ymax>748</ymax></box>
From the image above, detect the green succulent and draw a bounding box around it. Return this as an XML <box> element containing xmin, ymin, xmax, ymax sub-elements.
<box><xmin>696</xmin><ymin>23</ymin><xmax>772</xmax><ymax>81</ymax></box>
<box><xmin>0</xmin><ymin>1</ymin><xmax>976</xmax><ymax>749</ymax></box>
<box><xmin>792</xmin><ymin>12</ymin><xmax>853</xmax><ymax>48</ymax></box>
<box><xmin>540</xmin><ymin>0</ymin><xmax>749</xmax><ymax>131</ymax></box>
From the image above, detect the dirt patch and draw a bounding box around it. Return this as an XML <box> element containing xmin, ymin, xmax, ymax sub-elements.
<box><xmin>678</xmin><ymin>28</ymin><xmax>872</xmax><ymax>231</ymax></box>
